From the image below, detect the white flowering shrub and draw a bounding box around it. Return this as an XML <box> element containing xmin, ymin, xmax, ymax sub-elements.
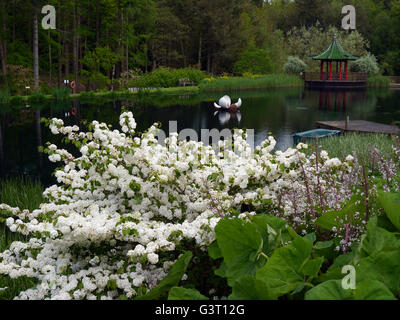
<box><xmin>0</xmin><ymin>112</ymin><xmax>385</xmax><ymax>300</ymax></box>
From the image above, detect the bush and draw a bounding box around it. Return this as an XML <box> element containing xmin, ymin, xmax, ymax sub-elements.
<box><xmin>51</xmin><ymin>88</ymin><xmax>71</xmax><ymax>101</ymax></box>
<box><xmin>198</xmin><ymin>74</ymin><xmax>303</xmax><ymax>92</ymax></box>
<box><xmin>9</xmin><ymin>95</ymin><xmax>24</xmax><ymax>105</ymax></box>
<box><xmin>367</xmin><ymin>76</ymin><xmax>391</xmax><ymax>88</ymax></box>
<box><xmin>2</xmin><ymin>112</ymin><xmax>398</xmax><ymax>300</ymax></box>
<box><xmin>0</xmin><ymin>90</ymin><xmax>10</xmax><ymax>104</ymax></box>
<box><xmin>350</xmin><ymin>53</ymin><xmax>380</xmax><ymax>75</ymax></box>
<box><xmin>28</xmin><ymin>90</ymin><xmax>46</xmax><ymax>103</ymax></box>
<box><xmin>283</xmin><ymin>56</ymin><xmax>307</xmax><ymax>74</ymax></box>
<box><xmin>234</xmin><ymin>47</ymin><xmax>274</xmax><ymax>75</ymax></box>
<box><xmin>128</xmin><ymin>67</ymin><xmax>206</xmax><ymax>88</ymax></box>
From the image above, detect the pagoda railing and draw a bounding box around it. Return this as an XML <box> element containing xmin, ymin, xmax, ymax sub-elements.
<box><xmin>304</xmin><ymin>72</ymin><xmax>367</xmax><ymax>81</ymax></box>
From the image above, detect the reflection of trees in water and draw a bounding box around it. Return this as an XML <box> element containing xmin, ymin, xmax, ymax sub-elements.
<box><xmin>35</xmin><ymin>111</ymin><xmax>43</xmax><ymax>175</ymax></box>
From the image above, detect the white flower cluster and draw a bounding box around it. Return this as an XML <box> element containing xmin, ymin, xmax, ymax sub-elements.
<box><xmin>0</xmin><ymin>112</ymin><xmax>370</xmax><ymax>299</ymax></box>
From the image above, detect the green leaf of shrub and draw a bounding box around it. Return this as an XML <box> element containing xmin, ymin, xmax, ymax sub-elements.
<box><xmin>357</xmin><ymin>250</ymin><xmax>400</xmax><ymax>295</ymax></box>
<box><xmin>208</xmin><ymin>240</ymin><xmax>222</xmax><ymax>260</ymax></box>
<box><xmin>359</xmin><ymin>217</ymin><xmax>400</xmax><ymax>256</ymax></box>
<box><xmin>377</xmin><ymin>191</ymin><xmax>400</xmax><ymax>231</ymax></box>
<box><xmin>256</xmin><ymin>235</ymin><xmax>322</xmax><ymax>298</ymax></box>
<box><xmin>136</xmin><ymin>251</ymin><xmax>193</xmax><ymax>300</ymax></box>
<box><xmin>168</xmin><ymin>287</ymin><xmax>208</xmax><ymax>300</ymax></box>
<box><xmin>354</xmin><ymin>280</ymin><xmax>396</xmax><ymax>300</ymax></box>
<box><xmin>215</xmin><ymin>218</ymin><xmax>265</xmax><ymax>283</ymax></box>
<box><xmin>305</xmin><ymin>280</ymin><xmax>353</xmax><ymax>300</ymax></box>
<box><xmin>250</xmin><ymin>214</ymin><xmax>291</xmax><ymax>254</ymax></box>
<box><xmin>229</xmin><ymin>275</ymin><xmax>275</xmax><ymax>300</ymax></box>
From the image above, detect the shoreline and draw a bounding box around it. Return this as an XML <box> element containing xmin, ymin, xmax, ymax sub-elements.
<box><xmin>0</xmin><ymin>80</ymin><xmax>393</xmax><ymax>106</ymax></box>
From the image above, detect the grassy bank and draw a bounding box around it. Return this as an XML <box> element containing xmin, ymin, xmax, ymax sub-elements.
<box><xmin>0</xmin><ymin>86</ymin><xmax>200</xmax><ymax>105</ymax></box>
<box><xmin>367</xmin><ymin>75</ymin><xmax>391</xmax><ymax>88</ymax></box>
<box><xmin>307</xmin><ymin>133</ymin><xmax>397</xmax><ymax>165</ymax></box>
<box><xmin>0</xmin><ymin>74</ymin><xmax>304</xmax><ymax>105</ymax></box>
<box><xmin>0</xmin><ymin>177</ymin><xmax>43</xmax><ymax>299</ymax></box>
<box><xmin>198</xmin><ymin>74</ymin><xmax>303</xmax><ymax>92</ymax></box>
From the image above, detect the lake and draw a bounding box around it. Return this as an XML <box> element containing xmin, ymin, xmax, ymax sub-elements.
<box><xmin>1</xmin><ymin>87</ymin><xmax>399</xmax><ymax>185</ymax></box>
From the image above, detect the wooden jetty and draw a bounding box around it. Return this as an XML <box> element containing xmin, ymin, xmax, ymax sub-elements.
<box><xmin>316</xmin><ymin>120</ymin><xmax>399</xmax><ymax>135</ymax></box>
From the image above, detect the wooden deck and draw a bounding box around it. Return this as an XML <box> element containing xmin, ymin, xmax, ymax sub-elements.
<box><xmin>316</xmin><ymin>120</ymin><xmax>399</xmax><ymax>135</ymax></box>
<box><xmin>304</xmin><ymin>72</ymin><xmax>367</xmax><ymax>89</ymax></box>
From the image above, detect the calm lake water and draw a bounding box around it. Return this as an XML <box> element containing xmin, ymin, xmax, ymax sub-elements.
<box><xmin>1</xmin><ymin>88</ymin><xmax>399</xmax><ymax>185</ymax></box>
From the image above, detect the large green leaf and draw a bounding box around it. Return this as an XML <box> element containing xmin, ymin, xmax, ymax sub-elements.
<box><xmin>136</xmin><ymin>251</ymin><xmax>193</xmax><ymax>300</ymax></box>
<box><xmin>168</xmin><ymin>287</ymin><xmax>208</xmax><ymax>300</ymax></box>
<box><xmin>357</xmin><ymin>250</ymin><xmax>400</xmax><ymax>295</ymax></box>
<box><xmin>305</xmin><ymin>280</ymin><xmax>353</xmax><ymax>300</ymax></box>
<box><xmin>215</xmin><ymin>218</ymin><xmax>266</xmax><ymax>282</ymax></box>
<box><xmin>377</xmin><ymin>191</ymin><xmax>400</xmax><ymax>231</ymax></box>
<box><xmin>229</xmin><ymin>275</ymin><xmax>275</xmax><ymax>300</ymax></box>
<box><xmin>250</xmin><ymin>214</ymin><xmax>291</xmax><ymax>254</ymax></box>
<box><xmin>313</xmin><ymin>240</ymin><xmax>335</xmax><ymax>261</ymax></box>
<box><xmin>256</xmin><ymin>235</ymin><xmax>322</xmax><ymax>298</ymax></box>
<box><xmin>208</xmin><ymin>240</ymin><xmax>223</xmax><ymax>260</ymax></box>
<box><xmin>359</xmin><ymin>216</ymin><xmax>400</xmax><ymax>256</ymax></box>
<box><xmin>354</xmin><ymin>280</ymin><xmax>396</xmax><ymax>300</ymax></box>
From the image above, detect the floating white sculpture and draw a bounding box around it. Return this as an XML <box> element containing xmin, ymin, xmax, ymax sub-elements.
<box><xmin>214</xmin><ymin>95</ymin><xmax>242</xmax><ymax>111</ymax></box>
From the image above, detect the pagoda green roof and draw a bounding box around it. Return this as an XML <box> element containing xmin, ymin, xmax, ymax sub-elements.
<box><xmin>311</xmin><ymin>35</ymin><xmax>359</xmax><ymax>61</ymax></box>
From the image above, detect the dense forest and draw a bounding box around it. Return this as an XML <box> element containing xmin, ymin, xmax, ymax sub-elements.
<box><xmin>0</xmin><ymin>0</ymin><xmax>399</xmax><ymax>93</ymax></box>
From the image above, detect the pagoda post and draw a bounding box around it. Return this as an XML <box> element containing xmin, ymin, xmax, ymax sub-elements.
<box><xmin>329</xmin><ymin>62</ymin><xmax>332</xmax><ymax>80</ymax></box>
<box><xmin>345</xmin><ymin>61</ymin><xmax>348</xmax><ymax>80</ymax></box>
<box><xmin>340</xmin><ymin>62</ymin><xmax>342</xmax><ymax>80</ymax></box>
<box><xmin>320</xmin><ymin>60</ymin><xmax>323</xmax><ymax>80</ymax></box>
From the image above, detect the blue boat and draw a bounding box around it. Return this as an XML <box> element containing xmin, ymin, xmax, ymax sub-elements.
<box><xmin>293</xmin><ymin>129</ymin><xmax>341</xmax><ymax>145</ymax></box>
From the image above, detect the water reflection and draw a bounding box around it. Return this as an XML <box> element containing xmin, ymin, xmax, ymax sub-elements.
<box><xmin>215</xmin><ymin>111</ymin><xmax>242</xmax><ymax>125</ymax></box>
<box><xmin>0</xmin><ymin>88</ymin><xmax>399</xmax><ymax>184</ymax></box>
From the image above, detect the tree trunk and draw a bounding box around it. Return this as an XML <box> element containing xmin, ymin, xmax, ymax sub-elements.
<box><xmin>0</xmin><ymin>41</ymin><xmax>6</xmax><ymax>78</ymax></box>
<box><xmin>65</xmin><ymin>43</ymin><xmax>70</xmax><ymax>76</ymax></box>
<box><xmin>0</xmin><ymin>0</ymin><xmax>7</xmax><ymax>78</ymax></box>
<box><xmin>73</xmin><ymin>3</ymin><xmax>78</xmax><ymax>93</ymax></box>
<box><xmin>125</xmin><ymin>12</ymin><xmax>129</xmax><ymax>72</ymax></box>
<box><xmin>33</xmin><ymin>9</ymin><xmax>39</xmax><ymax>89</ymax></box>
<box><xmin>49</xmin><ymin>30</ymin><xmax>52</xmax><ymax>84</ymax></box>
<box><xmin>197</xmin><ymin>34</ymin><xmax>202</xmax><ymax>70</ymax></box>
<box><xmin>57</xmin><ymin>0</ymin><xmax>62</xmax><ymax>88</ymax></box>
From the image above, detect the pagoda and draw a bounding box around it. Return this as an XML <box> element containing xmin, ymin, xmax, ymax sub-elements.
<box><xmin>305</xmin><ymin>34</ymin><xmax>367</xmax><ymax>88</ymax></box>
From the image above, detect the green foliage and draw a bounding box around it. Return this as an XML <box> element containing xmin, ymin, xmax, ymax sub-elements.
<box><xmin>51</xmin><ymin>88</ymin><xmax>71</xmax><ymax>101</ymax></box>
<box><xmin>0</xmin><ymin>90</ymin><xmax>10</xmax><ymax>104</ymax></box>
<box><xmin>128</xmin><ymin>67</ymin><xmax>206</xmax><ymax>89</ymax></box>
<box><xmin>28</xmin><ymin>90</ymin><xmax>46</xmax><ymax>103</ymax></box>
<box><xmin>350</xmin><ymin>54</ymin><xmax>380</xmax><ymax>75</ymax></box>
<box><xmin>80</xmin><ymin>47</ymin><xmax>119</xmax><ymax>90</ymax></box>
<box><xmin>286</xmin><ymin>24</ymin><xmax>370</xmax><ymax>72</ymax></box>
<box><xmin>234</xmin><ymin>47</ymin><xmax>274</xmax><ymax>75</ymax></box>
<box><xmin>314</xmin><ymin>133</ymin><xmax>395</xmax><ymax>168</ymax></box>
<box><xmin>256</xmin><ymin>234</ymin><xmax>323</xmax><ymax>299</ymax></box>
<box><xmin>214</xmin><ymin>218</ymin><xmax>267</xmax><ymax>284</ymax></box>
<box><xmin>198</xmin><ymin>74</ymin><xmax>303</xmax><ymax>92</ymax></box>
<box><xmin>0</xmin><ymin>177</ymin><xmax>43</xmax><ymax>299</ymax></box>
<box><xmin>367</xmin><ymin>76</ymin><xmax>391</xmax><ymax>88</ymax></box>
<box><xmin>168</xmin><ymin>287</ymin><xmax>208</xmax><ymax>300</ymax></box>
<box><xmin>283</xmin><ymin>56</ymin><xmax>307</xmax><ymax>74</ymax></box>
<box><xmin>136</xmin><ymin>251</ymin><xmax>193</xmax><ymax>300</ymax></box>
<box><xmin>377</xmin><ymin>191</ymin><xmax>400</xmax><ymax>232</ymax></box>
